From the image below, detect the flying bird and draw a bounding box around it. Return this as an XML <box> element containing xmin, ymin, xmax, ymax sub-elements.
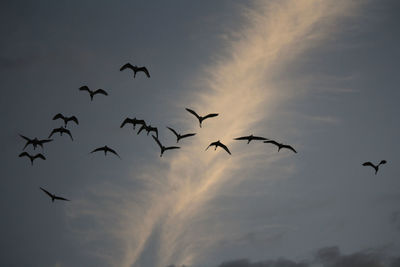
<box><xmin>152</xmin><ymin>135</ymin><xmax>180</xmax><ymax>157</ymax></box>
<box><xmin>40</xmin><ymin>187</ymin><xmax>70</xmax><ymax>202</ymax></box>
<box><xmin>53</xmin><ymin>113</ymin><xmax>79</xmax><ymax>127</ymax></box>
<box><xmin>185</xmin><ymin>108</ymin><xmax>218</xmax><ymax>128</ymax></box>
<box><xmin>362</xmin><ymin>160</ymin><xmax>387</xmax><ymax>175</ymax></box>
<box><xmin>234</xmin><ymin>134</ymin><xmax>268</xmax><ymax>144</ymax></box>
<box><xmin>19</xmin><ymin>135</ymin><xmax>52</xmax><ymax>150</ymax></box>
<box><xmin>79</xmin><ymin>85</ymin><xmax>108</xmax><ymax>101</ymax></box>
<box><xmin>206</xmin><ymin>140</ymin><xmax>231</xmax><ymax>155</ymax></box>
<box><xmin>90</xmin><ymin>145</ymin><xmax>121</xmax><ymax>158</ymax></box>
<box><xmin>167</xmin><ymin>127</ymin><xmax>196</xmax><ymax>143</ymax></box>
<box><xmin>120</xmin><ymin>63</ymin><xmax>150</xmax><ymax>78</ymax></box>
<box><xmin>48</xmin><ymin>126</ymin><xmax>73</xmax><ymax>141</ymax></box>
<box><xmin>19</xmin><ymin>152</ymin><xmax>46</xmax><ymax>165</ymax></box>
<box><xmin>137</xmin><ymin>124</ymin><xmax>158</xmax><ymax>138</ymax></box>
<box><xmin>264</xmin><ymin>140</ymin><xmax>297</xmax><ymax>153</ymax></box>
<box><xmin>120</xmin><ymin>117</ymin><xmax>146</xmax><ymax>130</ymax></box>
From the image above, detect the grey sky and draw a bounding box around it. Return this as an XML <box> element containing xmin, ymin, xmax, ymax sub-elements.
<box><xmin>1</xmin><ymin>1</ymin><xmax>400</xmax><ymax>267</ymax></box>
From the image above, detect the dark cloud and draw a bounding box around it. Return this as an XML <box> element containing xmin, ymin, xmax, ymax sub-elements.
<box><xmin>218</xmin><ymin>258</ymin><xmax>308</xmax><ymax>267</ymax></box>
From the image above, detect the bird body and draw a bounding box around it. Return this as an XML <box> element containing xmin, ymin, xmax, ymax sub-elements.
<box><xmin>79</xmin><ymin>85</ymin><xmax>108</xmax><ymax>101</ymax></box>
<box><xmin>264</xmin><ymin>140</ymin><xmax>297</xmax><ymax>153</ymax></box>
<box><xmin>120</xmin><ymin>63</ymin><xmax>150</xmax><ymax>78</ymax></box>
<box><xmin>19</xmin><ymin>152</ymin><xmax>46</xmax><ymax>165</ymax></box>
<box><xmin>53</xmin><ymin>113</ymin><xmax>79</xmax><ymax>127</ymax></box>
<box><xmin>40</xmin><ymin>187</ymin><xmax>70</xmax><ymax>202</ymax></box>
<box><xmin>48</xmin><ymin>126</ymin><xmax>73</xmax><ymax>141</ymax></box>
<box><xmin>120</xmin><ymin>117</ymin><xmax>146</xmax><ymax>130</ymax></box>
<box><xmin>19</xmin><ymin>135</ymin><xmax>52</xmax><ymax>150</ymax></box>
<box><xmin>206</xmin><ymin>140</ymin><xmax>231</xmax><ymax>155</ymax></box>
<box><xmin>91</xmin><ymin>145</ymin><xmax>121</xmax><ymax>158</ymax></box>
<box><xmin>185</xmin><ymin>108</ymin><xmax>218</xmax><ymax>128</ymax></box>
<box><xmin>152</xmin><ymin>135</ymin><xmax>180</xmax><ymax>157</ymax></box>
<box><xmin>362</xmin><ymin>160</ymin><xmax>387</xmax><ymax>174</ymax></box>
<box><xmin>167</xmin><ymin>127</ymin><xmax>196</xmax><ymax>143</ymax></box>
<box><xmin>234</xmin><ymin>134</ymin><xmax>268</xmax><ymax>144</ymax></box>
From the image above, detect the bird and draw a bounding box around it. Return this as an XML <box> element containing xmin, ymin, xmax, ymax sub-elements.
<box><xmin>167</xmin><ymin>127</ymin><xmax>196</xmax><ymax>143</ymax></box>
<box><xmin>48</xmin><ymin>126</ymin><xmax>73</xmax><ymax>141</ymax></box>
<box><xmin>79</xmin><ymin>85</ymin><xmax>108</xmax><ymax>101</ymax></box>
<box><xmin>40</xmin><ymin>187</ymin><xmax>70</xmax><ymax>202</ymax></box>
<box><xmin>19</xmin><ymin>152</ymin><xmax>46</xmax><ymax>165</ymax></box>
<box><xmin>362</xmin><ymin>160</ymin><xmax>387</xmax><ymax>175</ymax></box>
<box><xmin>120</xmin><ymin>117</ymin><xmax>146</xmax><ymax>130</ymax></box>
<box><xmin>234</xmin><ymin>134</ymin><xmax>268</xmax><ymax>144</ymax></box>
<box><xmin>185</xmin><ymin>108</ymin><xmax>218</xmax><ymax>128</ymax></box>
<box><xmin>152</xmin><ymin>135</ymin><xmax>180</xmax><ymax>157</ymax></box>
<box><xmin>19</xmin><ymin>135</ymin><xmax>53</xmax><ymax>150</ymax></box>
<box><xmin>120</xmin><ymin>63</ymin><xmax>150</xmax><ymax>78</ymax></box>
<box><xmin>53</xmin><ymin>113</ymin><xmax>79</xmax><ymax>127</ymax></box>
<box><xmin>137</xmin><ymin>124</ymin><xmax>158</xmax><ymax>138</ymax></box>
<box><xmin>206</xmin><ymin>140</ymin><xmax>231</xmax><ymax>155</ymax></box>
<box><xmin>263</xmin><ymin>140</ymin><xmax>297</xmax><ymax>153</ymax></box>
<box><xmin>90</xmin><ymin>145</ymin><xmax>121</xmax><ymax>158</ymax></box>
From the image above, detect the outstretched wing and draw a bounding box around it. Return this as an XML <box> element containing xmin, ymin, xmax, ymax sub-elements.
<box><xmin>93</xmin><ymin>89</ymin><xmax>108</xmax><ymax>96</ymax></box>
<box><xmin>39</xmin><ymin>139</ymin><xmax>53</xmax><ymax>144</ymax></box>
<box><xmin>252</xmin><ymin>136</ymin><xmax>268</xmax><ymax>141</ymax></box>
<box><xmin>64</xmin><ymin>129</ymin><xmax>74</xmax><ymax>141</ymax></box>
<box><xmin>68</xmin><ymin>116</ymin><xmax>79</xmax><ymax>125</ymax></box>
<box><xmin>19</xmin><ymin>152</ymin><xmax>29</xmax><ymax>158</ymax></box>
<box><xmin>150</xmin><ymin>127</ymin><xmax>158</xmax><ymax>138</ymax></box>
<box><xmin>40</xmin><ymin>187</ymin><xmax>53</xmax><ymax>199</ymax></box>
<box><xmin>234</xmin><ymin>136</ymin><xmax>250</xmax><ymax>141</ymax></box>
<box><xmin>164</xmin><ymin>146</ymin><xmax>180</xmax><ymax>151</ymax></box>
<box><xmin>152</xmin><ymin>135</ymin><xmax>163</xmax><ymax>150</ymax></box>
<box><xmin>120</xmin><ymin>63</ymin><xmax>134</xmax><ymax>71</ymax></box>
<box><xmin>54</xmin><ymin>195</ymin><xmax>70</xmax><ymax>201</ymax></box>
<box><xmin>202</xmin><ymin>113</ymin><xmax>219</xmax><ymax>120</ymax></box>
<box><xmin>48</xmin><ymin>128</ymin><xmax>58</xmax><ymax>138</ymax></box>
<box><xmin>379</xmin><ymin>160</ymin><xmax>387</xmax><ymax>165</ymax></box>
<box><xmin>167</xmin><ymin>127</ymin><xmax>179</xmax><ymax>138</ymax></box>
<box><xmin>91</xmin><ymin>147</ymin><xmax>105</xmax><ymax>153</ymax></box>
<box><xmin>205</xmin><ymin>141</ymin><xmax>217</xmax><ymax>151</ymax></box>
<box><xmin>282</xmin><ymin>144</ymin><xmax>297</xmax><ymax>153</ymax></box>
<box><xmin>120</xmin><ymin>118</ymin><xmax>133</xmax><ymax>128</ymax></box>
<box><xmin>79</xmin><ymin>85</ymin><xmax>91</xmax><ymax>93</ymax></box>
<box><xmin>218</xmin><ymin>142</ymin><xmax>231</xmax><ymax>155</ymax></box>
<box><xmin>137</xmin><ymin>124</ymin><xmax>147</xmax><ymax>135</ymax></box>
<box><xmin>52</xmin><ymin>113</ymin><xmax>64</xmax><ymax>121</ymax></box>
<box><xmin>19</xmin><ymin>134</ymin><xmax>31</xmax><ymax>142</ymax></box>
<box><xmin>138</xmin><ymin>67</ymin><xmax>150</xmax><ymax>78</ymax></box>
<box><xmin>185</xmin><ymin>108</ymin><xmax>201</xmax><ymax>120</ymax></box>
<box><xmin>133</xmin><ymin>119</ymin><xmax>146</xmax><ymax>126</ymax></box>
<box><xmin>107</xmin><ymin>147</ymin><xmax>121</xmax><ymax>159</ymax></box>
<box><xmin>264</xmin><ymin>140</ymin><xmax>280</xmax><ymax>147</ymax></box>
<box><xmin>34</xmin><ymin>153</ymin><xmax>46</xmax><ymax>160</ymax></box>
<box><xmin>180</xmin><ymin>133</ymin><xmax>196</xmax><ymax>139</ymax></box>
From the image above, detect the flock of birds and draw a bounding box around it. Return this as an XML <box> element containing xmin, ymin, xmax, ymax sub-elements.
<box><xmin>18</xmin><ymin>62</ymin><xmax>387</xmax><ymax>202</ymax></box>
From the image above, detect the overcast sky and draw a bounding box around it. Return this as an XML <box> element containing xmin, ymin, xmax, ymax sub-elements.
<box><xmin>1</xmin><ymin>1</ymin><xmax>400</xmax><ymax>267</ymax></box>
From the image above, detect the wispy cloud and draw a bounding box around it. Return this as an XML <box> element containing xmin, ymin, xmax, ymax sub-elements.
<box><xmin>67</xmin><ymin>1</ymin><xmax>360</xmax><ymax>266</ymax></box>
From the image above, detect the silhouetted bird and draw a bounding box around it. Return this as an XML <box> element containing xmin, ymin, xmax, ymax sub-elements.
<box><xmin>206</xmin><ymin>140</ymin><xmax>231</xmax><ymax>155</ymax></box>
<box><xmin>120</xmin><ymin>63</ymin><xmax>150</xmax><ymax>78</ymax></box>
<box><xmin>264</xmin><ymin>140</ymin><xmax>297</xmax><ymax>153</ymax></box>
<box><xmin>362</xmin><ymin>160</ymin><xmax>387</xmax><ymax>175</ymax></box>
<box><xmin>79</xmin><ymin>85</ymin><xmax>108</xmax><ymax>101</ymax></box>
<box><xmin>19</xmin><ymin>152</ymin><xmax>46</xmax><ymax>165</ymax></box>
<box><xmin>185</xmin><ymin>108</ymin><xmax>218</xmax><ymax>128</ymax></box>
<box><xmin>120</xmin><ymin>117</ymin><xmax>146</xmax><ymax>130</ymax></box>
<box><xmin>137</xmin><ymin>124</ymin><xmax>158</xmax><ymax>138</ymax></box>
<box><xmin>19</xmin><ymin>135</ymin><xmax>52</xmax><ymax>150</ymax></box>
<box><xmin>40</xmin><ymin>187</ymin><xmax>70</xmax><ymax>202</ymax></box>
<box><xmin>152</xmin><ymin>135</ymin><xmax>180</xmax><ymax>157</ymax></box>
<box><xmin>48</xmin><ymin>126</ymin><xmax>73</xmax><ymax>141</ymax></box>
<box><xmin>167</xmin><ymin>127</ymin><xmax>196</xmax><ymax>143</ymax></box>
<box><xmin>91</xmin><ymin>145</ymin><xmax>121</xmax><ymax>158</ymax></box>
<box><xmin>53</xmin><ymin>113</ymin><xmax>79</xmax><ymax>127</ymax></box>
<box><xmin>234</xmin><ymin>135</ymin><xmax>268</xmax><ymax>144</ymax></box>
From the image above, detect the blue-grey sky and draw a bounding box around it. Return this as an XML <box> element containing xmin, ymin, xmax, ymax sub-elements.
<box><xmin>1</xmin><ymin>1</ymin><xmax>400</xmax><ymax>267</ymax></box>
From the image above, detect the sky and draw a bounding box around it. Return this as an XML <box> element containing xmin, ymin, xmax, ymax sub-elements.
<box><xmin>1</xmin><ymin>0</ymin><xmax>400</xmax><ymax>267</ymax></box>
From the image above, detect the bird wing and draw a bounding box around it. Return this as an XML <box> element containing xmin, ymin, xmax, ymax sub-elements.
<box><xmin>107</xmin><ymin>147</ymin><xmax>121</xmax><ymax>158</ymax></box>
<box><xmin>138</xmin><ymin>67</ymin><xmax>150</xmax><ymax>78</ymax></box>
<box><xmin>150</xmin><ymin>127</ymin><xmax>158</xmax><ymax>137</ymax></box>
<box><xmin>264</xmin><ymin>140</ymin><xmax>280</xmax><ymax>147</ymax></box>
<box><xmin>185</xmin><ymin>108</ymin><xmax>201</xmax><ymax>120</ymax></box>
<box><xmin>52</xmin><ymin>113</ymin><xmax>64</xmax><ymax>121</ymax></box>
<box><xmin>54</xmin><ymin>195</ymin><xmax>70</xmax><ymax>201</ymax></box>
<box><xmin>68</xmin><ymin>116</ymin><xmax>79</xmax><ymax>125</ymax></box>
<box><xmin>252</xmin><ymin>136</ymin><xmax>268</xmax><ymax>141</ymax></box>
<box><xmin>120</xmin><ymin>118</ymin><xmax>133</xmax><ymax>128</ymax></box>
<box><xmin>202</xmin><ymin>113</ymin><xmax>219</xmax><ymax>120</ymax></box>
<box><xmin>64</xmin><ymin>129</ymin><xmax>74</xmax><ymax>141</ymax></box>
<box><xmin>167</xmin><ymin>127</ymin><xmax>179</xmax><ymax>138</ymax></box>
<box><xmin>48</xmin><ymin>129</ymin><xmax>58</xmax><ymax>138</ymax></box>
<box><xmin>205</xmin><ymin>141</ymin><xmax>217</xmax><ymax>151</ymax></box>
<box><xmin>34</xmin><ymin>153</ymin><xmax>46</xmax><ymax>160</ymax></box>
<box><xmin>282</xmin><ymin>144</ymin><xmax>297</xmax><ymax>153</ymax></box>
<box><xmin>180</xmin><ymin>133</ymin><xmax>196</xmax><ymax>139</ymax></box>
<box><xmin>93</xmin><ymin>89</ymin><xmax>108</xmax><ymax>96</ymax></box>
<box><xmin>39</xmin><ymin>139</ymin><xmax>53</xmax><ymax>144</ymax></box>
<box><xmin>120</xmin><ymin>63</ymin><xmax>134</xmax><ymax>71</ymax></box>
<box><xmin>134</xmin><ymin>119</ymin><xmax>146</xmax><ymax>126</ymax></box>
<box><xmin>91</xmin><ymin>147</ymin><xmax>105</xmax><ymax>153</ymax></box>
<box><xmin>234</xmin><ymin>136</ymin><xmax>250</xmax><ymax>141</ymax></box>
<box><xmin>218</xmin><ymin>142</ymin><xmax>231</xmax><ymax>155</ymax></box>
<box><xmin>19</xmin><ymin>134</ymin><xmax>31</xmax><ymax>142</ymax></box>
<box><xmin>362</xmin><ymin>162</ymin><xmax>375</xmax><ymax>167</ymax></box>
<box><xmin>19</xmin><ymin>152</ymin><xmax>29</xmax><ymax>158</ymax></box>
<box><xmin>79</xmin><ymin>85</ymin><xmax>90</xmax><ymax>92</ymax></box>
<box><xmin>152</xmin><ymin>135</ymin><xmax>163</xmax><ymax>150</ymax></box>
<box><xmin>40</xmin><ymin>187</ymin><xmax>53</xmax><ymax>198</ymax></box>
<box><xmin>137</xmin><ymin>124</ymin><xmax>146</xmax><ymax>135</ymax></box>
<box><xmin>379</xmin><ymin>160</ymin><xmax>387</xmax><ymax>165</ymax></box>
<box><xmin>164</xmin><ymin>146</ymin><xmax>180</xmax><ymax>151</ymax></box>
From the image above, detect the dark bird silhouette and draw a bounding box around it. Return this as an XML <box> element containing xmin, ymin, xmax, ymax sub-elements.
<box><xmin>79</xmin><ymin>85</ymin><xmax>108</xmax><ymax>101</ymax></box>
<box><xmin>185</xmin><ymin>108</ymin><xmax>218</xmax><ymax>128</ymax></box>
<box><xmin>19</xmin><ymin>152</ymin><xmax>46</xmax><ymax>165</ymax></box>
<box><xmin>362</xmin><ymin>160</ymin><xmax>387</xmax><ymax>175</ymax></box>
<box><xmin>48</xmin><ymin>126</ymin><xmax>73</xmax><ymax>141</ymax></box>
<box><xmin>53</xmin><ymin>113</ymin><xmax>79</xmax><ymax>127</ymax></box>
<box><xmin>234</xmin><ymin>135</ymin><xmax>268</xmax><ymax>144</ymax></box>
<box><xmin>40</xmin><ymin>187</ymin><xmax>70</xmax><ymax>202</ymax></box>
<box><xmin>137</xmin><ymin>124</ymin><xmax>158</xmax><ymax>138</ymax></box>
<box><xmin>206</xmin><ymin>140</ymin><xmax>231</xmax><ymax>155</ymax></box>
<box><xmin>19</xmin><ymin>135</ymin><xmax>53</xmax><ymax>150</ymax></box>
<box><xmin>152</xmin><ymin>135</ymin><xmax>180</xmax><ymax>157</ymax></box>
<box><xmin>120</xmin><ymin>117</ymin><xmax>146</xmax><ymax>130</ymax></box>
<box><xmin>120</xmin><ymin>63</ymin><xmax>150</xmax><ymax>78</ymax></box>
<box><xmin>264</xmin><ymin>140</ymin><xmax>297</xmax><ymax>153</ymax></box>
<box><xmin>167</xmin><ymin>127</ymin><xmax>196</xmax><ymax>143</ymax></box>
<box><xmin>90</xmin><ymin>145</ymin><xmax>121</xmax><ymax>158</ymax></box>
